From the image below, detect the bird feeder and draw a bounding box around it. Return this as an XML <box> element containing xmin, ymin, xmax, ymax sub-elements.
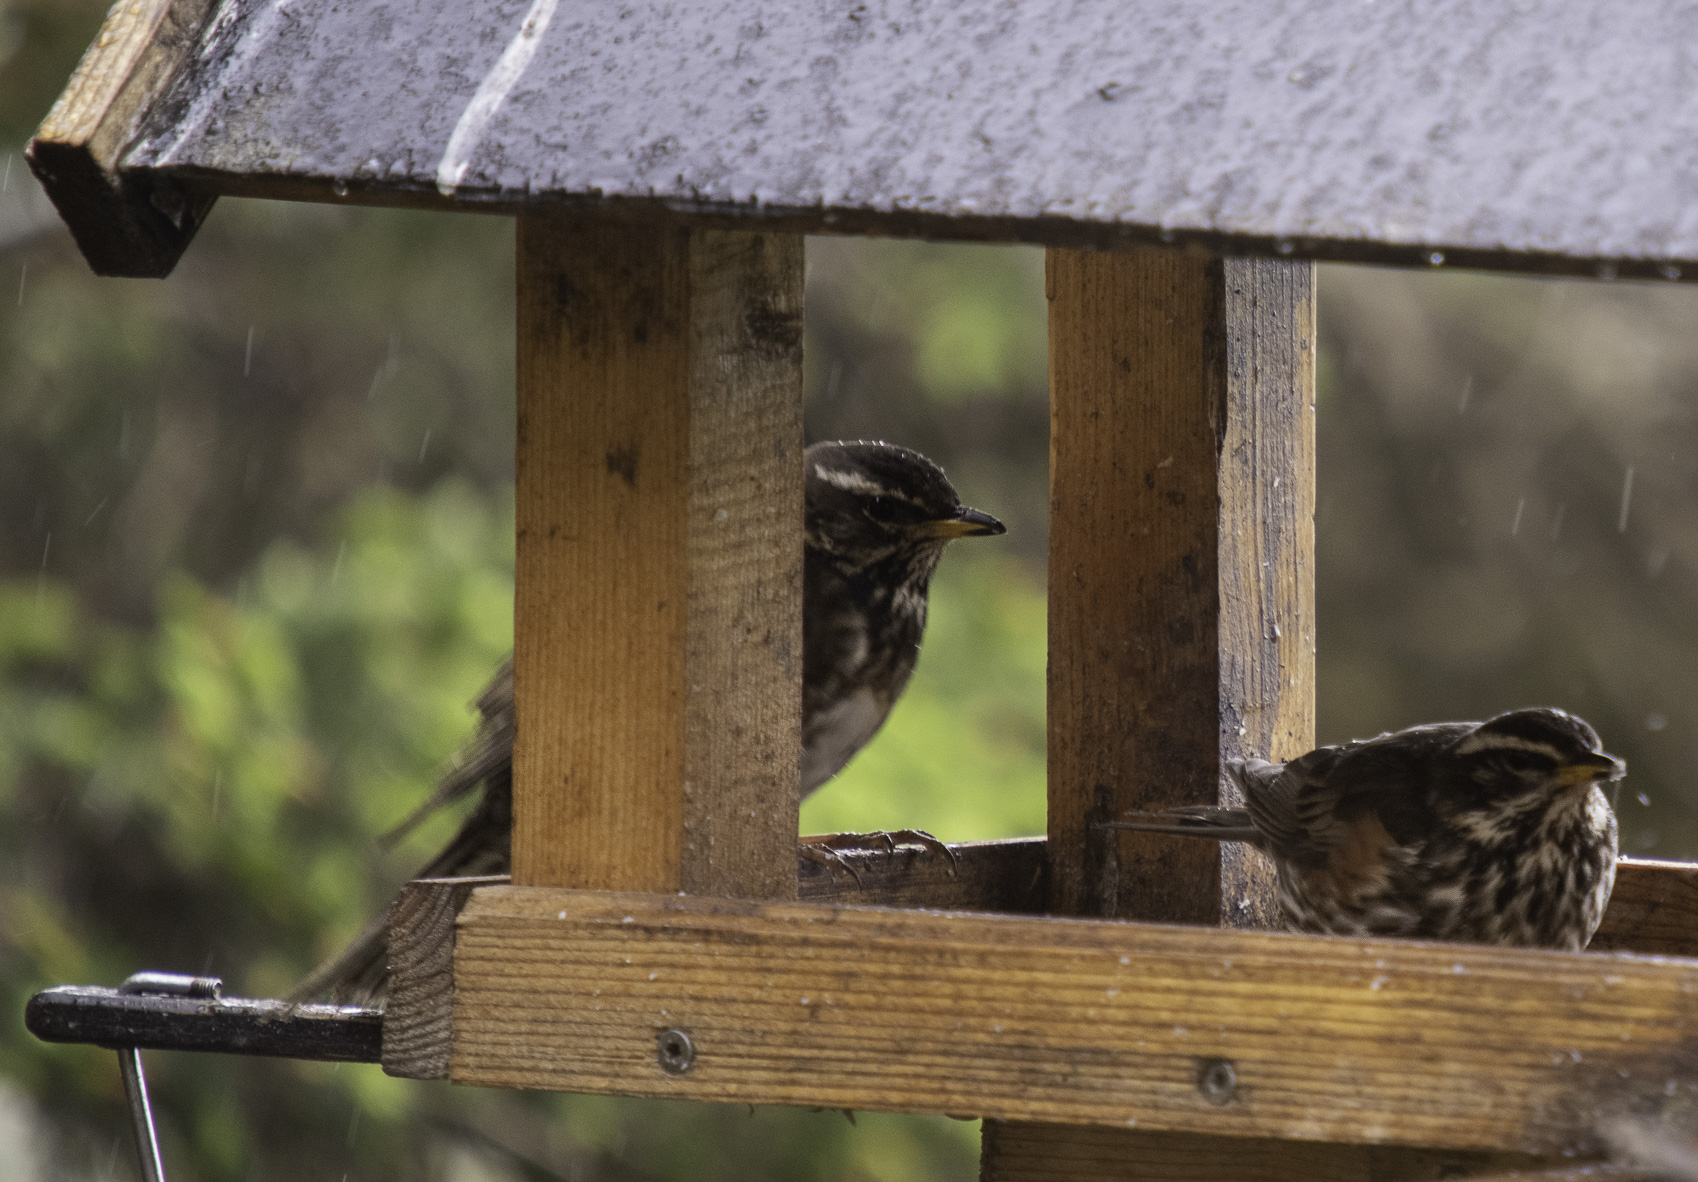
<box><xmin>25</xmin><ymin>1</ymin><xmax>1698</xmax><ymax>1178</ymax></box>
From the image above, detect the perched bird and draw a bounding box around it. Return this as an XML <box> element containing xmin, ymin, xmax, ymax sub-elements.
<box><xmin>291</xmin><ymin>440</ymin><xmax>1004</xmax><ymax>1003</ymax></box>
<box><xmin>1106</xmin><ymin>708</ymin><xmax>1623</xmax><ymax>949</ymax></box>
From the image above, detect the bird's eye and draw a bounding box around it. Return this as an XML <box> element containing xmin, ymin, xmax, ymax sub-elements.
<box><xmin>864</xmin><ymin>495</ymin><xmax>898</xmax><ymax>521</ymax></box>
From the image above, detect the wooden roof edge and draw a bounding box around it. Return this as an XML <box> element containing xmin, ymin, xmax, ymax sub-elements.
<box><xmin>145</xmin><ymin>163</ymin><xmax>1698</xmax><ymax>285</ymax></box>
<box><xmin>27</xmin><ymin>0</ymin><xmax>219</xmax><ymax>278</ymax></box>
<box><xmin>29</xmin><ymin>2</ymin><xmax>1698</xmax><ymax>284</ymax></box>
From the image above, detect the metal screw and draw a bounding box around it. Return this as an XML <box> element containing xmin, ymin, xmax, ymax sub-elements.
<box><xmin>1196</xmin><ymin>1058</ymin><xmax>1237</xmax><ymax>1106</ymax></box>
<box><xmin>657</xmin><ymin>1028</ymin><xmax>695</xmax><ymax>1075</ymax></box>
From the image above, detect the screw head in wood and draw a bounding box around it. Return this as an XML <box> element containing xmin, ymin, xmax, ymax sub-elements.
<box><xmin>1196</xmin><ymin>1058</ymin><xmax>1237</xmax><ymax>1105</ymax></box>
<box><xmin>657</xmin><ymin>1028</ymin><xmax>696</xmax><ymax>1074</ymax></box>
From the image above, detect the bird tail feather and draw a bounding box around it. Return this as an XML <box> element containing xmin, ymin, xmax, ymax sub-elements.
<box><xmin>288</xmin><ymin>761</ymin><xmax>514</xmax><ymax>1007</ymax></box>
<box><xmin>1102</xmin><ymin>807</ymin><xmax>1259</xmax><ymax>844</ymax></box>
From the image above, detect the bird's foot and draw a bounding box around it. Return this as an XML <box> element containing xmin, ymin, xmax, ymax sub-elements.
<box><xmin>807</xmin><ymin>829</ymin><xmax>959</xmax><ymax>877</ymax></box>
<box><xmin>799</xmin><ymin>840</ymin><xmax>865</xmax><ymax>886</ymax></box>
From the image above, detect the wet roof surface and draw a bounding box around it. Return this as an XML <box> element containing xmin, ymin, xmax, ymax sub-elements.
<box><xmin>126</xmin><ymin>0</ymin><xmax>1698</xmax><ymax>274</ymax></box>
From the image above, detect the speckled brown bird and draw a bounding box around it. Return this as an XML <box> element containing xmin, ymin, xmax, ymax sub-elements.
<box><xmin>1108</xmin><ymin>708</ymin><xmax>1623</xmax><ymax>949</ymax></box>
<box><xmin>291</xmin><ymin>440</ymin><xmax>1003</xmax><ymax>1004</ymax></box>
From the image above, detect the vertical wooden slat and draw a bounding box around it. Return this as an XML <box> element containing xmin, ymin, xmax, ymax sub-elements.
<box><xmin>986</xmin><ymin>245</ymin><xmax>1315</xmax><ymax>1177</ymax></box>
<box><xmin>512</xmin><ymin>216</ymin><xmax>802</xmax><ymax>899</ymax></box>
<box><xmin>1044</xmin><ymin>247</ymin><xmax>1313</xmax><ymax>925</ymax></box>
<box><xmin>682</xmin><ymin>231</ymin><xmax>806</xmax><ymax>899</ymax></box>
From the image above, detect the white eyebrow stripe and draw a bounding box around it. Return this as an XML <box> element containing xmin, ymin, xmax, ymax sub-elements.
<box><xmin>1453</xmin><ymin>733</ymin><xmax>1566</xmax><ymax>759</ymax></box>
<box><xmin>813</xmin><ymin>464</ymin><xmax>886</xmax><ymax>495</ymax></box>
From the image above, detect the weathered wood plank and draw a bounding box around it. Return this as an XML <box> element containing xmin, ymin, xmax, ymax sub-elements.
<box><xmin>1592</xmin><ymin>859</ymin><xmax>1698</xmax><ymax>957</ymax></box>
<box><xmin>978</xmin><ymin>1122</ymin><xmax>1554</xmax><ymax>1182</ymax></box>
<box><xmin>798</xmin><ymin>836</ymin><xmax>1047</xmax><ymax>911</ymax></box>
<box><xmin>27</xmin><ymin>0</ymin><xmax>217</xmax><ymax>276</ymax></box>
<box><xmin>104</xmin><ymin>0</ymin><xmax>1698</xmax><ymax>281</ymax></box>
<box><xmin>681</xmin><ymin>231</ymin><xmax>805</xmax><ymax>899</ymax></box>
<box><xmin>512</xmin><ymin>217</ymin><xmax>801</xmax><ymax>898</ymax></box>
<box><xmin>1024</xmin><ymin>245</ymin><xmax>1318</xmax><ymax>1177</ymax></box>
<box><xmin>381</xmin><ymin>875</ymin><xmax>506</xmax><ymax>1080</ymax></box>
<box><xmin>380</xmin><ymin>851</ymin><xmax>1696</xmax><ymax>1080</ymax></box>
<box><xmin>448</xmin><ymin>887</ymin><xmax>1698</xmax><ymax>1156</ymax></box>
<box><xmin>1045</xmin><ymin>247</ymin><xmax>1314</xmax><ymax>927</ymax></box>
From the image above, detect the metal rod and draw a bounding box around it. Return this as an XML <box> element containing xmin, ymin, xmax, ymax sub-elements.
<box><xmin>117</xmin><ymin>1046</ymin><xmax>166</xmax><ymax>1182</ymax></box>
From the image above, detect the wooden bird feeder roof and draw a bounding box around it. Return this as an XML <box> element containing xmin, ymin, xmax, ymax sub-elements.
<box><xmin>31</xmin><ymin>0</ymin><xmax>1698</xmax><ymax>278</ymax></box>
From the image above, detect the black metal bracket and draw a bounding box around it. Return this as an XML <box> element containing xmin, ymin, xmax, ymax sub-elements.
<box><xmin>26</xmin><ymin>977</ymin><xmax>381</xmax><ymax>1062</ymax></box>
<box><xmin>27</xmin><ymin>972</ymin><xmax>383</xmax><ymax>1182</ymax></box>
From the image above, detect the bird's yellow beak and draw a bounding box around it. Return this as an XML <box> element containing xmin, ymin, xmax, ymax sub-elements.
<box><xmin>916</xmin><ymin>506</ymin><xmax>1006</xmax><ymax>540</ymax></box>
<box><xmin>1557</xmin><ymin>751</ymin><xmax>1626</xmax><ymax>787</ymax></box>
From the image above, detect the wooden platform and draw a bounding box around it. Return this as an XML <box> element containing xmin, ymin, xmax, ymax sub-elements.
<box><xmin>379</xmin><ymin>846</ymin><xmax>1698</xmax><ymax>1160</ymax></box>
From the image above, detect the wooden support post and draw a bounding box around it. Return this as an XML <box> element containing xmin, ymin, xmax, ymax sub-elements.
<box><xmin>513</xmin><ymin>216</ymin><xmax>803</xmax><ymax>899</ymax></box>
<box><xmin>985</xmin><ymin>246</ymin><xmax>1318</xmax><ymax>1176</ymax></box>
<box><xmin>1044</xmin><ymin>246</ymin><xmax>1314</xmax><ymax>924</ymax></box>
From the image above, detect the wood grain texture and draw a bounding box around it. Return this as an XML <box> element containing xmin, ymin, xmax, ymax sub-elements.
<box><xmin>27</xmin><ymin>0</ymin><xmax>217</xmax><ymax>276</ymax></box>
<box><xmin>1591</xmin><ymin>859</ymin><xmax>1698</xmax><ymax>956</ymax></box>
<box><xmin>798</xmin><ymin>836</ymin><xmax>1047</xmax><ymax>912</ymax></box>
<box><xmin>979</xmin><ymin>1122</ymin><xmax>1554</xmax><ymax>1182</ymax></box>
<box><xmin>513</xmin><ymin>216</ymin><xmax>802</xmax><ymax>898</ymax></box>
<box><xmin>449</xmin><ymin>887</ymin><xmax>1698</xmax><ymax>1155</ymax></box>
<box><xmin>682</xmin><ymin>230</ymin><xmax>804</xmax><ymax>899</ymax></box>
<box><xmin>382</xmin><ymin>876</ymin><xmax>505</xmax><ymax>1080</ymax></box>
<box><xmin>1046</xmin><ymin>247</ymin><xmax>1314</xmax><ymax>928</ymax></box>
<box><xmin>382</xmin><ymin>851</ymin><xmax>1695</xmax><ymax>1082</ymax></box>
<box><xmin>1025</xmin><ymin>246</ymin><xmax>1314</xmax><ymax>1177</ymax></box>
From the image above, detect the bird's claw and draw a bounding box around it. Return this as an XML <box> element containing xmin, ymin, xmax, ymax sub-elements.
<box><xmin>800</xmin><ymin>841</ymin><xmax>864</xmax><ymax>886</ymax></box>
<box><xmin>806</xmin><ymin>829</ymin><xmax>959</xmax><ymax>877</ymax></box>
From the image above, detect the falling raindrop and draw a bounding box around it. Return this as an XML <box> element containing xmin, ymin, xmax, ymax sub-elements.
<box><xmin>419</xmin><ymin>428</ymin><xmax>433</xmax><ymax>464</ymax></box>
<box><xmin>16</xmin><ymin>262</ymin><xmax>25</xmax><ymax>307</ymax></box>
<box><xmin>1510</xmin><ymin>497</ymin><xmax>1525</xmax><ymax>537</ymax></box>
<box><xmin>1618</xmin><ymin>466</ymin><xmax>1634</xmax><ymax>533</ymax></box>
<box><xmin>1457</xmin><ymin>375</ymin><xmax>1472</xmax><ymax>415</ymax></box>
<box><xmin>330</xmin><ymin>540</ymin><xmax>347</xmax><ymax>587</ymax></box>
<box><xmin>1</xmin><ymin>154</ymin><xmax>11</xmax><ymax>193</ymax></box>
<box><xmin>244</xmin><ymin>325</ymin><xmax>255</xmax><ymax>377</ymax></box>
<box><xmin>35</xmin><ymin>532</ymin><xmax>50</xmax><ymax>605</ymax></box>
<box><xmin>332</xmin><ymin>179</ymin><xmax>349</xmax><ymax>197</ymax></box>
<box><xmin>1663</xmin><ymin>264</ymin><xmax>1682</xmax><ymax>281</ymax></box>
<box><xmin>83</xmin><ymin>498</ymin><xmax>108</xmax><ymax>527</ymax></box>
<box><xmin>1646</xmin><ymin>714</ymin><xmax>1668</xmax><ymax>732</ymax></box>
<box><xmin>1638</xmin><ymin>794</ymin><xmax>1651</xmax><ymax>806</ymax></box>
<box><xmin>1275</xmin><ymin>239</ymin><xmax>1294</xmax><ymax>255</ymax></box>
<box><xmin>1428</xmin><ymin>251</ymin><xmax>1445</xmax><ymax>266</ymax></box>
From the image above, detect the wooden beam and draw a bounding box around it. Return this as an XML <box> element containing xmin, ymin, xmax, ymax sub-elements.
<box><xmin>27</xmin><ymin>0</ymin><xmax>218</xmax><ymax>277</ymax></box>
<box><xmin>380</xmin><ymin>851</ymin><xmax>1698</xmax><ymax>1080</ymax></box>
<box><xmin>381</xmin><ymin>876</ymin><xmax>506</xmax><ymax>1080</ymax></box>
<box><xmin>797</xmin><ymin>836</ymin><xmax>1047</xmax><ymax>911</ymax></box>
<box><xmin>1589</xmin><ymin>858</ymin><xmax>1698</xmax><ymax>956</ymax></box>
<box><xmin>512</xmin><ymin>217</ymin><xmax>802</xmax><ymax>899</ymax></box>
<box><xmin>1025</xmin><ymin>246</ymin><xmax>1316</xmax><ymax>1176</ymax></box>
<box><xmin>448</xmin><ymin>886</ymin><xmax>1698</xmax><ymax>1157</ymax></box>
<box><xmin>1045</xmin><ymin>246</ymin><xmax>1314</xmax><ymax>925</ymax></box>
